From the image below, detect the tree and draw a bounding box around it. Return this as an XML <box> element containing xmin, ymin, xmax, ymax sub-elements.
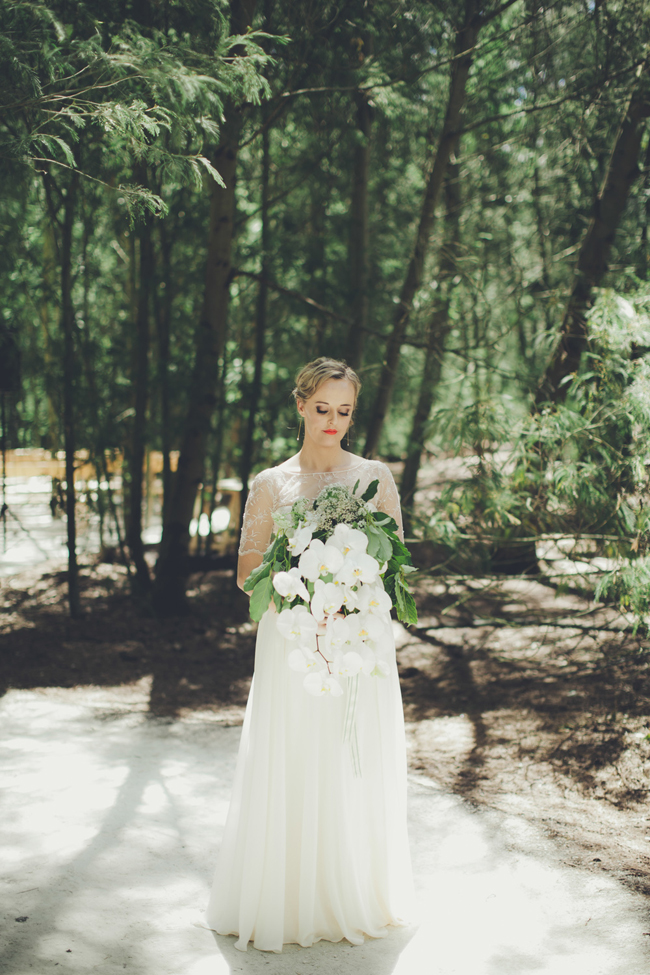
<box><xmin>153</xmin><ymin>0</ymin><xmax>262</xmax><ymax>614</ymax></box>
<box><xmin>535</xmin><ymin>62</ymin><xmax>650</xmax><ymax>405</ymax></box>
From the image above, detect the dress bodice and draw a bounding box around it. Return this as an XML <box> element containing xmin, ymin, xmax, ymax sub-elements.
<box><xmin>238</xmin><ymin>457</ymin><xmax>404</xmax><ymax>557</ymax></box>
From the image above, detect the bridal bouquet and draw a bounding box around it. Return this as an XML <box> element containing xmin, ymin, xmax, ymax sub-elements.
<box><xmin>244</xmin><ymin>479</ymin><xmax>417</xmax><ymax>699</ymax></box>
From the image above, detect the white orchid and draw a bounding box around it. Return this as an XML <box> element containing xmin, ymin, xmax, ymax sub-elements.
<box><xmin>287</xmin><ymin>525</ymin><xmax>314</xmax><ymax>557</ymax></box>
<box><xmin>330</xmin><ymin>523</ymin><xmax>369</xmax><ymax>556</ymax></box>
<box><xmin>338</xmin><ymin>584</ymin><xmax>359</xmax><ymax>612</ymax></box>
<box><xmin>348</xmin><ymin>611</ymin><xmax>385</xmax><ymax>645</ymax></box>
<box><xmin>324</xmin><ymin>615</ymin><xmax>357</xmax><ymax>654</ymax></box>
<box><xmin>311</xmin><ymin>579</ymin><xmax>343</xmax><ymax>621</ymax></box>
<box><xmin>287</xmin><ymin>645</ymin><xmax>322</xmax><ymax>673</ymax></box>
<box><xmin>303</xmin><ymin>671</ymin><xmax>344</xmax><ymax>697</ymax></box>
<box><xmin>332</xmin><ymin>651</ymin><xmax>363</xmax><ymax>677</ymax></box>
<box><xmin>299</xmin><ymin>538</ymin><xmax>344</xmax><ymax>582</ymax></box>
<box><xmin>356</xmin><ymin>583</ymin><xmax>392</xmax><ymax>615</ymax></box>
<box><xmin>372</xmin><ymin>659</ymin><xmax>390</xmax><ymax>678</ymax></box>
<box><xmin>273</xmin><ymin>567</ymin><xmax>310</xmax><ymax>603</ymax></box>
<box><xmin>335</xmin><ymin>551</ymin><xmax>380</xmax><ymax>587</ymax></box>
<box><xmin>276</xmin><ymin>606</ymin><xmax>318</xmax><ymax>643</ymax></box>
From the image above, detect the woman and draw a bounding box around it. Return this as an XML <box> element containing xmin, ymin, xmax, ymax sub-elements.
<box><xmin>205</xmin><ymin>358</ymin><xmax>414</xmax><ymax>952</ymax></box>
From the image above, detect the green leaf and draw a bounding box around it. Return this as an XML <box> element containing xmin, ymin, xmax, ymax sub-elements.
<box><xmin>353</xmin><ymin>479</ymin><xmax>360</xmax><ymax>495</ymax></box>
<box><xmin>361</xmin><ymin>479</ymin><xmax>379</xmax><ymax>502</ymax></box>
<box><xmin>395</xmin><ymin>584</ymin><xmax>418</xmax><ymax>625</ymax></box>
<box><xmin>373</xmin><ymin>512</ymin><xmax>398</xmax><ymax>533</ymax></box>
<box><xmin>243</xmin><ymin>560</ymin><xmax>271</xmax><ymax>592</ymax></box>
<box><xmin>366</xmin><ymin>526</ymin><xmax>382</xmax><ymax>559</ymax></box>
<box><xmin>376</xmin><ymin>529</ymin><xmax>394</xmax><ymax>562</ymax></box>
<box><xmin>249</xmin><ymin>575</ymin><xmax>274</xmax><ymax>622</ymax></box>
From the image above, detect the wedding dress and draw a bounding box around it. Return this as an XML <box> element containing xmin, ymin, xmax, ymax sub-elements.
<box><xmin>205</xmin><ymin>457</ymin><xmax>414</xmax><ymax>952</ymax></box>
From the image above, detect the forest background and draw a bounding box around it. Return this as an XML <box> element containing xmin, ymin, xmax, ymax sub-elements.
<box><xmin>5</xmin><ymin>0</ymin><xmax>650</xmax><ymax>895</ymax></box>
<box><xmin>3</xmin><ymin>0</ymin><xmax>650</xmax><ymax>625</ymax></box>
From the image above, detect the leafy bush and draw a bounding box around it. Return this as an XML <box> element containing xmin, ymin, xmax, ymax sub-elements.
<box><xmin>421</xmin><ymin>286</ymin><xmax>650</xmax><ymax>626</ymax></box>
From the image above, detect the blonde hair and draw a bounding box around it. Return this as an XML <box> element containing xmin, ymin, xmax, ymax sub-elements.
<box><xmin>292</xmin><ymin>357</ymin><xmax>361</xmax><ymax>407</ymax></box>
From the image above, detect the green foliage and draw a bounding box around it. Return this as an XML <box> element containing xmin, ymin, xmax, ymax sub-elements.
<box><xmin>424</xmin><ymin>285</ymin><xmax>650</xmax><ymax>625</ymax></box>
<box><xmin>4</xmin><ymin>0</ymin><xmax>650</xmax><ymax>631</ymax></box>
<box><xmin>595</xmin><ymin>559</ymin><xmax>650</xmax><ymax>636</ymax></box>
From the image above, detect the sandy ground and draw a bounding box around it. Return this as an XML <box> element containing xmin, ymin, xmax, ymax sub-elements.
<box><xmin>1</xmin><ymin>682</ymin><xmax>650</xmax><ymax>975</ymax></box>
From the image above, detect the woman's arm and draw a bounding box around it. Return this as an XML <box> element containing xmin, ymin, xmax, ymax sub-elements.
<box><xmin>236</xmin><ymin>472</ymin><xmax>275</xmax><ymax>591</ymax></box>
<box><xmin>237</xmin><ymin>552</ymin><xmax>263</xmax><ymax>592</ymax></box>
<box><xmin>375</xmin><ymin>462</ymin><xmax>405</xmax><ymax>542</ymax></box>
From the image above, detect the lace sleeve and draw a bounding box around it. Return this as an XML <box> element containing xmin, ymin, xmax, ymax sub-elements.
<box><xmin>238</xmin><ymin>471</ymin><xmax>276</xmax><ymax>557</ymax></box>
<box><xmin>375</xmin><ymin>462</ymin><xmax>405</xmax><ymax>542</ymax></box>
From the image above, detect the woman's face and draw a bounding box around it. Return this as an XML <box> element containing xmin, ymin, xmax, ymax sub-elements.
<box><xmin>297</xmin><ymin>378</ymin><xmax>355</xmax><ymax>448</ymax></box>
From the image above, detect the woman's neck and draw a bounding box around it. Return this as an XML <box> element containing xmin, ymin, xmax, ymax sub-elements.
<box><xmin>292</xmin><ymin>439</ymin><xmax>352</xmax><ymax>473</ymax></box>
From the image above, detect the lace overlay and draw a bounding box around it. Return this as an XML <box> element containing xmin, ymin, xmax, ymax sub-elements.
<box><xmin>239</xmin><ymin>458</ymin><xmax>404</xmax><ymax>557</ymax></box>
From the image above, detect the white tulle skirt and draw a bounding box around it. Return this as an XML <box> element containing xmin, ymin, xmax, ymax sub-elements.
<box><xmin>205</xmin><ymin>609</ymin><xmax>414</xmax><ymax>952</ymax></box>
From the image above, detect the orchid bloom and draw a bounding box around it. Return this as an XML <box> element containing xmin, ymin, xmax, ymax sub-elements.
<box><xmin>299</xmin><ymin>538</ymin><xmax>344</xmax><ymax>582</ymax></box>
<box><xmin>371</xmin><ymin>659</ymin><xmax>391</xmax><ymax>678</ymax></box>
<box><xmin>311</xmin><ymin>579</ymin><xmax>343</xmax><ymax>621</ymax></box>
<box><xmin>276</xmin><ymin>606</ymin><xmax>318</xmax><ymax>643</ymax></box>
<box><xmin>324</xmin><ymin>615</ymin><xmax>356</xmax><ymax>654</ymax></box>
<box><xmin>303</xmin><ymin>671</ymin><xmax>344</xmax><ymax>697</ymax></box>
<box><xmin>287</xmin><ymin>525</ymin><xmax>314</xmax><ymax>557</ymax></box>
<box><xmin>348</xmin><ymin>611</ymin><xmax>385</xmax><ymax>645</ymax></box>
<box><xmin>335</xmin><ymin>551</ymin><xmax>380</xmax><ymax>587</ymax></box>
<box><xmin>356</xmin><ymin>584</ymin><xmax>392</xmax><ymax>615</ymax></box>
<box><xmin>330</xmin><ymin>523</ymin><xmax>368</xmax><ymax>557</ymax></box>
<box><xmin>332</xmin><ymin>651</ymin><xmax>363</xmax><ymax>678</ymax></box>
<box><xmin>287</xmin><ymin>645</ymin><xmax>321</xmax><ymax>673</ymax></box>
<box><xmin>339</xmin><ymin>584</ymin><xmax>359</xmax><ymax>612</ymax></box>
<box><xmin>273</xmin><ymin>567</ymin><xmax>310</xmax><ymax>603</ymax></box>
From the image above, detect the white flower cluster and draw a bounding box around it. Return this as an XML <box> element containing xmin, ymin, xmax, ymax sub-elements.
<box><xmin>272</xmin><ymin>523</ymin><xmax>393</xmax><ymax>697</ymax></box>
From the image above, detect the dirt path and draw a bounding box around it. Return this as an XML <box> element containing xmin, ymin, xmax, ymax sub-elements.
<box><xmin>1</xmin><ymin>682</ymin><xmax>649</xmax><ymax>974</ymax></box>
<box><xmin>1</xmin><ymin>559</ymin><xmax>650</xmax><ymax>914</ymax></box>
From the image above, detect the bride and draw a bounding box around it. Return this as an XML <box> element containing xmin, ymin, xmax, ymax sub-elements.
<box><xmin>205</xmin><ymin>357</ymin><xmax>414</xmax><ymax>952</ymax></box>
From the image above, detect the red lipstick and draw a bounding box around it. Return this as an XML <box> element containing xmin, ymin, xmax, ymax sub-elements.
<box><xmin>324</xmin><ymin>429</ymin><xmax>337</xmax><ymax>435</ymax></box>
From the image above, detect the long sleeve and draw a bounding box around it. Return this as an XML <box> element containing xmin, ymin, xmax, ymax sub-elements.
<box><xmin>375</xmin><ymin>462</ymin><xmax>405</xmax><ymax>542</ymax></box>
<box><xmin>238</xmin><ymin>471</ymin><xmax>276</xmax><ymax>557</ymax></box>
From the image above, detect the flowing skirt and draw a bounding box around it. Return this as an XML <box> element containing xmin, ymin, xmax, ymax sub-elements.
<box><xmin>205</xmin><ymin>609</ymin><xmax>414</xmax><ymax>952</ymax></box>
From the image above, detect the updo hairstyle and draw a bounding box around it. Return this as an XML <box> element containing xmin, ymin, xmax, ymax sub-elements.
<box><xmin>292</xmin><ymin>358</ymin><xmax>361</xmax><ymax>412</ymax></box>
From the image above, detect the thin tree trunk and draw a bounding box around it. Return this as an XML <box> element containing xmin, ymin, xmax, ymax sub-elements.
<box><xmin>125</xmin><ymin>213</ymin><xmax>153</xmax><ymax>594</ymax></box>
<box><xmin>345</xmin><ymin>85</ymin><xmax>372</xmax><ymax>369</ymax></box>
<box><xmin>535</xmin><ymin>66</ymin><xmax>650</xmax><ymax>405</ymax></box>
<box><xmin>154</xmin><ymin>219</ymin><xmax>173</xmax><ymax>525</ymax></box>
<box><xmin>401</xmin><ymin>161</ymin><xmax>462</xmax><ymax>530</ymax></box>
<box><xmin>206</xmin><ymin>348</ymin><xmax>229</xmax><ymax>553</ymax></box>
<box><xmin>364</xmin><ymin>0</ymin><xmax>483</xmax><ymax>457</ymax></box>
<box><xmin>40</xmin><ymin>223</ymin><xmax>59</xmax><ymax>449</ymax></box>
<box><xmin>60</xmin><ymin>173</ymin><xmax>80</xmax><ymax>618</ymax></box>
<box><xmin>239</xmin><ymin>114</ymin><xmax>270</xmax><ymax>534</ymax></box>
<box><xmin>152</xmin><ymin>0</ymin><xmax>257</xmax><ymax>614</ymax></box>
<box><xmin>307</xmin><ymin>187</ymin><xmax>327</xmax><ymax>356</ymax></box>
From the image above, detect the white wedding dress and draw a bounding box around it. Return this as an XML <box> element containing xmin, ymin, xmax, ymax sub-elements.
<box><xmin>205</xmin><ymin>457</ymin><xmax>414</xmax><ymax>952</ymax></box>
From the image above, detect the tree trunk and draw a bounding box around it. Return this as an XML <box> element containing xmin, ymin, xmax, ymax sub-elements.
<box><xmin>535</xmin><ymin>68</ymin><xmax>650</xmax><ymax>405</ymax></box>
<box><xmin>153</xmin><ymin>219</ymin><xmax>173</xmax><ymax>525</ymax></box>
<box><xmin>125</xmin><ymin>213</ymin><xmax>153</xmax><ymax>595</ymax></box>
<box><xmin>364</xmin><ymin>0</ymin><xmax>483</xmax><ymax>457</ymax></box>
<box><xmin>345</xmin><ymin>85</ymin><xmax>372</xmax><ymax>370</ymax></box>
<box><xmin>238</xmin><ymin>114</ymin><xmax>270</xmax><ymax>535</ymax></box>
<box><xmin>60</xmin><ymin>173</ymin><xmax>80</xmax><ymax>618</ymax></box>
<box><xmin>152</xmin><ymin>0</ymin><xmax>257</xmax><ymax>615</ymax></box>
<box><xmin>401</xmin><ymin>161</ymin><xmax>462</xmax><ymax>530</ymax></box>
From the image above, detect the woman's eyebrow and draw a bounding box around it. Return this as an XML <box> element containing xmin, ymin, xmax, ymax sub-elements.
<box><xmin>315</xmin><ymin>401</ymin><xmax>352</xmax><ymax>407</ymax></box>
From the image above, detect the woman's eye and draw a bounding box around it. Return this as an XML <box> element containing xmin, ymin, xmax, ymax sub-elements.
<box><xmin>339</xmin><ymin>412</ymin><xmax>350</xmax><ymax>418</ymax></box>
<box><xmin>316</xmin><ymin>408</ymin><xmax>327</xmax><ymax>414</ymax></box>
